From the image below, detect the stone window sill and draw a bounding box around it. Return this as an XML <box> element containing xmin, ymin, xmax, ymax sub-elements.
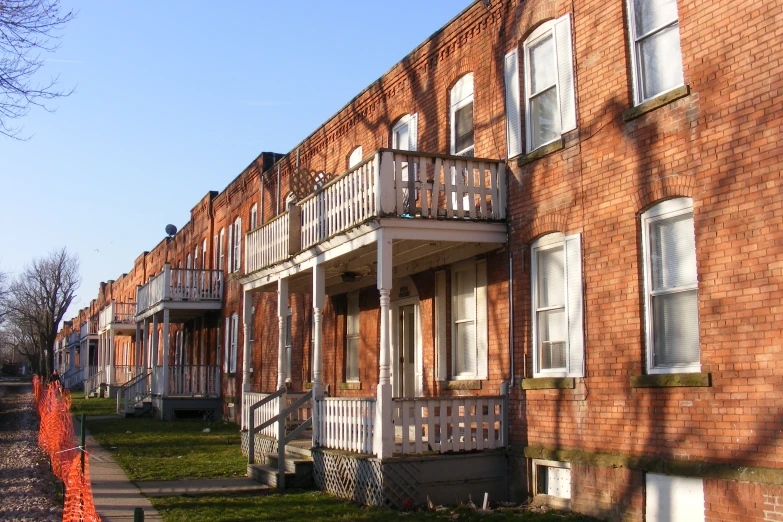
<box><xmin>444</xmin><ymin>380</ymin><xmax>482</xmax><ymax>390</ymax></box>
<box><xmin>630</xmin><ymin>372</ymin><xmax>711</xmax><ymax>388</ymax></box>
<box><xmin>622</xmin><ymin>85</ymin><xmax>690</xmax><ymax>122</ymax></box>
<box><xmin>521</xmin><ymin>377</ymin><xmax>575</xmax><ymax>390</ymax></box>
<box><xmin>338</xmin><ymin>382</ymin><xmax>361</xmax><ymax>390</ymax></box>
<box><xmin>517</xmin><ymin>138</ymin><xmax>565</xmax><ymax>167</ymax></box>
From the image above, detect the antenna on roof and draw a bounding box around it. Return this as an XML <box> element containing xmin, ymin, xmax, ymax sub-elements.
<box><xmin>165</xmin><ymin>224</ymin><xmax>178</xmax><ymax>238</ymax></box>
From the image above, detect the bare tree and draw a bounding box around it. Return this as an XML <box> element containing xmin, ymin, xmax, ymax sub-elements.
<box><xmin>5</xmin><ymin>248</ymin><xmax>79</xmax><ymax>375</ymax></box>
<box><xmin>0</xmin><ymin>270</ymin><xmax>8</xmax><ymax>324</ymax></box>
<box><xmin>0</xmin><ymin>0</ymin><xmax>75</xmax><ymax>138</ymax></box>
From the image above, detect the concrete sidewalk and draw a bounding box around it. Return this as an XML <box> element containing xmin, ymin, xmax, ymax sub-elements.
<box><xmin>74</xmin><ymin>416</ymin><xmax>163</xmax><ymax>522</ymax></box>
<box><xmin>74</xmin><ymin>416</ymin><xmax>269</xmax><ymax>521</ymax></box>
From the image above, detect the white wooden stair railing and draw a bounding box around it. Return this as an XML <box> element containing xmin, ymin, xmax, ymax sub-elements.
<box><xmin>116</xmin><ymin>370</ymin><xmax>151</xmax><ymax>415</ymax></box>
<box><xmin>84</xmin><ymin>370</ymin><xmax>103</xmax><ymax>397</ymax></box>
<box><xmin>247</xmin><ymin>388</ymin><xmax>313</xmax><ymax>490</ymax></box>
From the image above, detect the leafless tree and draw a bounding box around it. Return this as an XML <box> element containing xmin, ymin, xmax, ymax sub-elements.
<box><xmin>0</xmin><ymin>0</ymin><xmax>75</xmax><ymax>138</ymax></box>
<box><xmin>5</xmin><ymin>248</ymin><xmax>79</xmax><ymax>375</ymax></box>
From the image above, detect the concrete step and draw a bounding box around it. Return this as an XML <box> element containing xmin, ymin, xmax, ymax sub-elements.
<box><xmin>264</xmin><ymin>452</ymin><xmax>313</xmax><ymax>477</ymax></box>
<box><xmin>247</xmin><ymin>464</ymin><xmax>299</xmax><ymax>488</ymax></box>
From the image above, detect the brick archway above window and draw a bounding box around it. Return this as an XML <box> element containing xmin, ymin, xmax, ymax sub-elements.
<box><xmin>513</xmin><ymin>0</ymin><xmax>559</xmax><ymax>44</ymax></box>
<box><xmin>632</xmin><ymin>174</ymin><xmax>694</xmax><ymax>214</ymax></box>
<box><xmin>519</xmin><ymin>212</ymin><xmax>569</xmax><ymax>244</ymax></box>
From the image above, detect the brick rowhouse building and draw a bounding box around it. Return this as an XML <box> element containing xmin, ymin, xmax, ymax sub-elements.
<box><xmin>57</xmin><ymin>0</ymin><xmax>782</xmax><ymax>519</ymax></box>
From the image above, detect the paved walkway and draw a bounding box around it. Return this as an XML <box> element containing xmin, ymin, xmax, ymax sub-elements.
<box><xmin>74</xmin><ymin>416</ymin><xmax>268</xmax><ymax>522</ymax></box>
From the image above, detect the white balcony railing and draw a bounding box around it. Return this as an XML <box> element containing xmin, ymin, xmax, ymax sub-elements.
<box><xmin>99</xmin><ymin>301</ymin><xmax>137</xmax><ymax>330</ymax></box>
<box><xmin>136</xmin><ymin>265</ymin><xmax>223</xmax><ymax>315</ymax></box>
<box><xmin>79</xmin><ymin>319</ymin><xmax>98</xmax><ymax>339</ymax></box>
<box><xmin>245</xmin><ymin>149</ymin><xmax>507</xmax><ymax>274</ymax></box>
<box><xmin>314</xmin><ymin>397</ymin><xmax>376</xmax><ymax>455</ymax></box>
<box><xmin>167</xmin><ymin>365</ymin><xmax>220</xmax><ymax>396</ymax></box>
<box><xmin>112</xmin><ymin>365</ymin><xmax>140</xmax><ymax>386</ymax></box>
<box><xmin>391</xmin><ymin>396</ymin><xmax>506</xmax><ymax>455</ymax></box>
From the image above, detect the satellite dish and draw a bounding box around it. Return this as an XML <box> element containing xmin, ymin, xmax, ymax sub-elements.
<box><xmin>165</xmin><ymin>224</ymin><xmax>178</xmax><ymax>237</ymax></box>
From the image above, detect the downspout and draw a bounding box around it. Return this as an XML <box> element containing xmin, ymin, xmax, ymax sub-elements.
<box><xmin>509</xmin><ymin>249</ymin><xmax>514</xmax><ymax>388</ymax></box>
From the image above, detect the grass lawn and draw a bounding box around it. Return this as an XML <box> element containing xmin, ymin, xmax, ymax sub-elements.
<box><xmin>69</xmin><ymin>394</ymin><xmax>118</xmax><ymax>417</ymax></box>
<box><xmin>85</xmin><ymin>417</ymin><xmax>245</xmax><ymax>481</ymax></box>
<box><xmin>149</xmin><ymin>491</ymin><xmax>603</xmax><ymax>522</ymax></box>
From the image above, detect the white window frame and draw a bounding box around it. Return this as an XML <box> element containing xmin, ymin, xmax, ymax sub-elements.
<box><xmin>250</xmin><ymin>203</ymin><xmax>258</xmax><ymax>230</ymax></box>
<box><xmin>345</xmin><ymin>291</ymin><xmax>360</xmax><ymax>383</ymax></box>
<box><xmin>450</xmin><ymin>258</ymin><xmax>487</xmax><ymax>380</ymax></box>
<box><xmin>348</xmin><ymin>146</ymin><xmax>363</xmax><ymax>168</ymax></box>
<box><xmin>627</xmin><ymin>0</ymin><xmax>684</xmax><ymax>105</ymax></box>
<box><xmin>641</xmin><ymin>197</ymin><xmax>700</xmax><ymax>374</ymax></box>
<box><xmin>202</xmin><ymin>239</ymin><xmax>207</xmax><ymax>269</ymax></box>
<box><xmin>233</xmin><ymin>217</ymin><xmax>242</xmax><ymax>273</ymax></box>
<box><xmin>522</xmin><ymin>15</ymin><xmax>576</xmax><ymax>153</ymax></box>
<box><xmin>532</xmin><ymin>459</ymin><xmax>572</xmax><ymax>503</ymax></box>
<box><xmin>450</xmin><ymin>73</ymin><xmax>474</xmax><ymax>156</ymax></box>
<box><xmin>285</xmin><ymin>307</ymin><xmax>292</xmax><ymax>383</ymax></box>
<box><xmin>392</xmin><ymin>113</ymin><xmax>419</xmax><ymax>206</ymax></box>
<box><xmin>530</xmin><ymin>232</ymin><xmax>584</xmax><ymax>378</ymax></box>
<box><xmin>218</xmin><ymin>228</ymin><xmax>225</xmax><ymax>271</ymax></box>
<box><xmin>228</xmin><ymin>313</ymin><xmax>238</xmax><ymax>374</ymax></box>
<box><xmin>646</xmin><ymin>473</ymin><xmax>705</xmax><ymax>522</ymax></box>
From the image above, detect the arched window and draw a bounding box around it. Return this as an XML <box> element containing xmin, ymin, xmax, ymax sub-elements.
<box><xmin>450</xmin><ymin>74</ymin><xmax>474</xmax><ymax>156</ymax></box>
<box><xmin>641</xmin><ymin>198</ymin><xmax>699</xmax><ymax>373</ymax></box>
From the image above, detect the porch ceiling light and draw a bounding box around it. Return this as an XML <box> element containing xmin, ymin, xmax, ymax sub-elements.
<box><xmin>341</xmin><ymin>272</ymin><xmax>362</xmax><ymax>283</ymax></box>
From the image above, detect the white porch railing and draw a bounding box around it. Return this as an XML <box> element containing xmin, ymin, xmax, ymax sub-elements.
<box><xmin>80</xmin><ymin>319</ymin><xmax>98</xmax><ymax>339</ymax></box>
<box><xmin>244</xmin><ymin>391</ymin><xmax>280</xmax><ymax>437</ymax></box>
<box><xmin>117</xmin><ymin>370</ymin><xmax>151</xmax><ymax>415</ymax></box>
<box><xmin>167</xmin><ymin>365</ymin><xmax>220</xmax><ymax>396</ymax></box>
<box><xmin>112</xmin><ymin>365</ymin><xmax>139</xmax><ymax>386</ymax></box>
<box><xmin>246</xmin><ymin>212</ymin><xmax>289</xmax><ymax>273</ymax></box>
<box><xmin>391</xmin><ymin>396</ymin><xmax>506</xmax><ymax>454</ymax></box>
<box><xmin>62</xmin><ymin>366</ymin><xmax>86</xmax><ymax>389</ymax></box>
<box><xmin>245</xmin><ymin>150</ymin><xmax>507</xmax><ymax>274</ymax></box>
<box><xmin>136</xmin><ymin>265</ymin><xmax>224</xmax><ymax>315</ymax></box>
<box><xmin>99</xmin><ymin>301</ymin><xmax>136</xmax><ymax>330</ymax></box>
<box><xmin>314</xmin><ymin>397</ymin><xmax>376</xmax><ymax>455</ymax></box>
<box><xmin>84</xmin><ymin>370</ymin><xmax>103</xmax><ymax>397</ymax></box>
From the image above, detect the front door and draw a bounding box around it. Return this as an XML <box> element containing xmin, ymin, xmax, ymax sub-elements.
<box><xmin>397</xmin><ymin>304</ymin><xmax>416</xmax><ymax>398</ymax></box>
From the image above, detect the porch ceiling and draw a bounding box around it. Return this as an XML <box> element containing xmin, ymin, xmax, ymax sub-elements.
<box><xmin>246</xmin><ymin>218</ymin><xmax>506</xmax><ymax>295</ymax></box>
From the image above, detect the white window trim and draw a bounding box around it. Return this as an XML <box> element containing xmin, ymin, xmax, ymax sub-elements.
<box><xmin>348</xmin><ymin>146</ymin><xmax>363</xmax><ymax>168</ymax></box>
<box><xmin>233</xmin><ymin>217</ymin><xmax>242</xmax><ymax>273</ymax></box>
<box><xmin>219</xmin><ymin>228</ymin><xmax>225</xmax><ymax>271</ymax></box>
<box><xmin>449</xmin><ymin>73</ymin><xmax>474</xmax><ymax>156</ymax></box>
<box><xmin>626</xmin><ymin>0</ymin><xmax>685</xmax><ymax>105</ymax></box>
<box><xmin>531</xmin><ymin>232</ymin><xmax>584</xmax><ymax>378</ymax></box>
<box><xmin>450</xmin><ymin>258</ymin><xmax>488</xmax><ymax>380</ymax></box>
<box><xmin>522</xmin><ymin>14</ymin><xmax>576</xmax><ymax>153</ymax></box>
<box><xmin>250</xmin><ymin>204</ymin><xmax>258</xmax><ymax>230</ymax></box>
<box><xmin>392</xmin><ymin>113</ymin><xmax>418</xmax><ymax>151</ymax></box>
<box><xmin>345</xmin><ymin>291</ymin><xmax>361</xmax><ymax>383</ymax></box>
<box><xmin>229</xmin><ymin>313</ymin><xmax>239</xmax><ymax>374</ymax></box>
<box><xmin>641</xmin><ymin>197</ymin><xmax>700</xmax><ymax>374</ymax></box>
<box><xmin>532</xmin><ymin>459</ymin><xmax>572</xmax><ymax>502</ymax></box>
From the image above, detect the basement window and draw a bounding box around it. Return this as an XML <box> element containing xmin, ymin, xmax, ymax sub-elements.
<box><xmin>532</xmin><ymin>459</ymin><xmax>571</xmax><ymax>505</ymax></box>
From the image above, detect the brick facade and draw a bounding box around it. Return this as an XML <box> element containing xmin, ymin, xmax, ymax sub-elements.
<box><xmin>57</xmin><ymin>0</ymin><xmax>783</xmax><ymax>518</ymax></box>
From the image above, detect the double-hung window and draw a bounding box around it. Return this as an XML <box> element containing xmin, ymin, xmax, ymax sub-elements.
<box><xmin>250</xmin><ymin>204</ymin><xmax>258</xmax><ymax>230</ymax></box>
<box><xmin>224</xmin><ymin>314</ymin><xmax>238</xmax><ymax>374</ymax></box>
<box><xmin>345</xmin><ymin>292</ymin><xmax>360</xmax><ymax>383</ymax></box>
<box><xmin>450</xmin><ymin>74</ymin><xmax>474</xmax><ymax>157</ymax></box>
<box><xmin>627</xmin><ymin>0</ymin><xmax>684</xmax><ymax>104</ymax></box>
<box><xmin>641</xmin><ymin>198</ymin><xmax>699</xmax><ymax>373</ymax></box>
<box><xmin>392</xmin><ymin>114</ymin><xmax>419</xmax><ymax>210</ymax></box>
<box><xmin>285</xmin><ymin>308</ymin><xmax>292</xmax><ymax>383</ymax></box>
<box><xmin>218</xmin><ymin>228</ymin><xmax>225</xmax><ymax>271</ymax></box>
<box><xmin>531</xmin><ymin>233</ymin><xmax>584</xmax><ymax>377</ymax></box>
<box><xmin>233</xmin><ymin>217</ymin><xmax>242</xmax><ymax>273</ymax></box>
<box><xmin>450</xmin><ymin>258</ymin><xmax>488</xmax><ymax>379</ymax></box>
<box><xmin>521</xmin><ymin>15</ymin><xmax>576</xmax><ymax>153</ymax></box>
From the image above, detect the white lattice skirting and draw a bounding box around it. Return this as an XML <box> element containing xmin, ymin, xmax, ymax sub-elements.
<box><xmin>241</xmin><ymin>431</ymin><xmax>278</xmax><ymax>463</ymax></box>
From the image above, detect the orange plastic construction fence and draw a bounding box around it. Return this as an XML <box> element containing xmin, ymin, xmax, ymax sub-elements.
<box><xmin>32</xmin><ymin>376</ymin><xmax>101</xmax><ymax>521</ymax></box>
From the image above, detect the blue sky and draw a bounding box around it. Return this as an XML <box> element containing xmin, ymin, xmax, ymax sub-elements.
<box><xmin>0</xmin><ymin>0</ymin><xmax>472</xmax><ymax>319</ymax></box>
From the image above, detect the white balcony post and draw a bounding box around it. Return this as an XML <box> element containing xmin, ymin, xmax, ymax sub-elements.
<box><xmin>135</xmin><ymin>322</ymin><xmax>141</xmax><ymax>370</ymax></box>
<box><xmin>162</xmin><ymin>309</ymin><xmax>170</xmax><ymax>398</ymax></box>
<box><xmin>242</xmin><ymin>289</ymin><xmax>252</xmax><ymax>394</ymax></box>
<box><xmin>277</xmin><ymin>278</ymin><xmax>289</xmax><ymax>390</ymax></box>
<box><xmin>151</xmin><ymin>313</ymin><xmax>159</xmax><ymax>374</ymax></box>
<box><xmin>374</xmin><ymin>233</ymin><xmax>394</xmax><ymax>459</ymax></box>
<box><xmin>377</xmin><ymin>151</ymin><xmax>396</xmax><ymax>216</ymax></box>
<box><xmin>107</xmin><ymin>329</ymin><xmax>115</xmax><ymax>387</ymax></box>
<box><xmin>142</xmin><ymin>318</ymin><xmax>149</xmax><ymax>370</ymax></box>
<box><xmin>163</xmin><ymin>263</ymin><xmax>171</xmax><ymax>300</ymax></box>
<box><xmin>312</xmin><ymin>263</ymin><xmax>325</xmax><ymax>447</ymax></box>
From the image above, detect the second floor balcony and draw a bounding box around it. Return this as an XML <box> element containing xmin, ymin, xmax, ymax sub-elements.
<box><xmin>79</xmin><ymin>318</ymin><xmax>98</xmax><ymax>340</ymax></box>
<box><xmin>244</xmin><ymin>149</ymin><xmax>507</xmax><ymax>276</ymax></box>
<box><xmin>136</xmin><ymin>264</ymin><xmax>223</xmax><ymax>322</ymax></box>
<box><xmin>99</xmin><ymin>301</ymin><xmax>137</xmax><ymax>333</ymax></box>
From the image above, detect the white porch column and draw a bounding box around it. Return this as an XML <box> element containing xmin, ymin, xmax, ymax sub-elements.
<box><xmin>151</xmin><ymin>314</ymin><xmax>159</xmax><ymax>394</ymax></box>
<box><xmin>135</xmin><ymin>322</ymin><xmax>142</xmax><ymax>370</ymax></box>
<box><xmin>142</xmin><ymin>319</ymin><xmax>149</xmax><ymax>370</ymax></box>
<box><xmin>374</xmin><ymin>233</ymin><xmax>394</xmax><ymax>459</ymax></box>
<box><xmin>242</xmin><ymin>290</ymin><xmax>253</xmax><ymax>393</ymax></box>
<box><xmin>312</xmin><ymin>264</ymin><xmax>325</xmax><ymax>448</ymax></box>
<box><xmin>162</xmin><ymin>309</ymin><xmax>170</xmax><ymax>398</ymax></box>
<box><xmin>277</xmin><ymin>278</ymin><xmax>289</xmax><ymax>390</ymax></box>
<box><xmin>107</xmin><ymin>329</ymin><xmax>115</xmax><ymax>386</ymax></box>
